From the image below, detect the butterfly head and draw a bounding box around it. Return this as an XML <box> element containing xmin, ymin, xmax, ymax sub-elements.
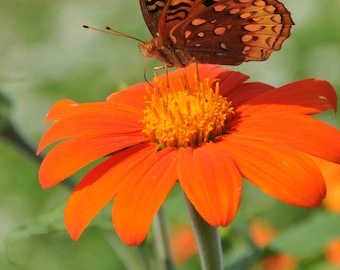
<box><xmin>139</xmin><ymin>40</ymin><xmax>158</xmax><ymax>60</ymax></box>
<box><xmin>140</xmin><ymin>37</ymin><xmax>197</xmax><ymax>68</ymax></box>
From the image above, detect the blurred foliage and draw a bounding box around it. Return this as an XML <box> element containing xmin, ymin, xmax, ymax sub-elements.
<box><xmin>0</xmin><ymin>0</ymin><xmax>339</xmax><ymax>269</ymax></box>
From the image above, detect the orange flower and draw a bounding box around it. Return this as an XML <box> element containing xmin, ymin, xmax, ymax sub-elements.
<box><xmin>324</xmin><ymin>237</ymin><xmax>340</xmax><ymax>266</ymax></box>
<box><xmin>249</xmin><ymin>218</ymin><xmax>278</xmax><ymax>248</ymax></box>
<box><xmin>259</xmin><ymin>254</ymin><xmax>299</xmax><ymax>270</ymax></box>
<box><xmin>170</xmin><ymin>224</ymin><xmax>197</xmax><ymax>265</ymax></box>
<box><xmin>37</xmin><ymin>64</ymin><xmax>340</xmax><ymax>245</ymax></box>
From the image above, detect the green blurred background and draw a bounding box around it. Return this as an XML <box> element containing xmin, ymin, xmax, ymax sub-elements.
<box><xmin>1</xmin><ymin>0</ymin><xmax>340</xmax><ymax>269</ymax></box>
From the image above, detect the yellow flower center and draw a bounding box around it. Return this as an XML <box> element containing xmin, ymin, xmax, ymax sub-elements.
<box><xmin>142</xmin><ymin>74</ymin><xmax>234</xmax><ymax>149</ymax></box>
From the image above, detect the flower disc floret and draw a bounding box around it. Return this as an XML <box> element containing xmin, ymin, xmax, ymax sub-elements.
<box><xmin>142</xmin><ymin>77</ymin><xmax>234</xmax><ymax>148</ymax></box>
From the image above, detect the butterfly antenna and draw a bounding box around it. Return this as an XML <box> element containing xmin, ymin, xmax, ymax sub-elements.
<box><xmin>82</xmin><ymin>25</ymin><xmax>145</xmax><ymax>43</ymax></box>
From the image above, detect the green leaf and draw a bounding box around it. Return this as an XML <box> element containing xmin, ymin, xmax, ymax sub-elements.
<box><xmin>6</xmin><ymin>202</ymin><xmax>66</xmax><ymax>244</ymax></box>
<box><xmin>269</xmin><ymin>210</ymin><xmax>340</xmax><ymax>258</ymax></box>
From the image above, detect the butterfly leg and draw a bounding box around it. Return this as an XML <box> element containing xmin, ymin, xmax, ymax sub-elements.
<box><xmin>153</xmin><ymin>65</ymin><xmax>171</xmax><ymax>89</ymax></box>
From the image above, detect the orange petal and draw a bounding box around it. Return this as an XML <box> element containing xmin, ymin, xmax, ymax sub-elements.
<box><xmin>214</xmin><ymin>68</ymin><xmax>250</xmax><ymax>95</ymax></box>
<box><xmin>311</xmin><ymin>157</ymin><xmax>340</xmax><ymax>213</ymax></box>
<box><xmin>39</xmin><ymin>134</ymin><xmax>148</xmax><ymax>188</ymax></box>
<box><xmin>194</xmin><ymin>64</ymin><xmax>235</xmax><ymax>81</ymax></box>
<box><xmin>44</xmin><ymin>100</ymin><xmax>143</xmax><ymax>122</ymax></box>
<box><xmin>218</xmin><ymin>136</ymin><xmax>326</xmax><ymax>207</ymax></box>
<box><xmin>230</xmin><ymin>113</ymin><xmax>340</xmax><ymax>163</ymax></box>
<box><xmin>279</xmin><ymin>79</ymin><xmax>337</xmax><ymax>113</ymax></box>
<box><xmin>205</xmin><ymin>65</ymin><xmax>249</xmax><ymax>94</ymax></box>
<box><xmin>37</xmin><ymin>113</ymin><xmax>144</xmax><ymax>153</ymax></box>
<box><xmin>226</xmin><ymin>82</ymin><xmax>275</xmax><ymax>107</ymax></box>
<box><xmin>155</xmin><ymin>64</ymin><xmax>249</xmax><ymax>93</ymax></box>
<box><xmin>112</xmin><ymin>147</ymin><xmax>178</xmax><ymax>245</ymax></box>
<box><xmin>177</xmin><ymin>143</ymin><xmax>242</xmax><ymax>227</ymax></box>
<box><xmin>238</xmin><ymin>79</ymin><xmax>337</xmax><ymax>115</ymax></box>
<box><xmin>106</xmin><ymin>83</ymin><xmax>148</xmax><ymax>110</ymax></box>
<box><xmin>65</xmin><ymin>143</ymin><xmax>157</xmax><ymax>240</ymax></box>
<box><xmin>166</xmin><ymin>64</ymin><xmax>232</xmax><ymax>84</ymax></box>
<box><xmin>43</xmin><ymin>99</ymin><xmax>78</xmax><ymax>122</ymax></box>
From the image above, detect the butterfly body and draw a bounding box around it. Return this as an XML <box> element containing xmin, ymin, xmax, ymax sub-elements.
<box><xmin>139</xmin><ymin>0</ymin><xmax>294</xmax><ymax>67</ymax></box>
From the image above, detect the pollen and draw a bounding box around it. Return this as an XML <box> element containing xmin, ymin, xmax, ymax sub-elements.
<box><xmin>142</xmin><ymin>74</ymin><xmax>234</xmax><ymax>149</ymax></box>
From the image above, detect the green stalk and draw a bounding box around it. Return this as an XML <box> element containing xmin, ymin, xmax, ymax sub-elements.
<box><xmin>1</xmin><ymin>120</ymin><xmax>76</xmax><ymax>189</ymax></box>
<box><xmin>153</xmin><ymin>206</ymin><xmax>176</xmax><ymax>270</ymax></box>
<box><xmin>184</xmin><ymin>194</ymin><xmax>223</xmax><ymax>270</ymax></box>
<box><xmin>104</xmin><ymin>231</ymin><xmax>150</xmax><ymax>270</ymax></box>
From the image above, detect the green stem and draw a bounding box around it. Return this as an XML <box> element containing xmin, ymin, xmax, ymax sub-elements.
<box><xmin>153</xmin><ymin>206</ymin><xmax>176</xmax><ymax>270</ymax></box>
<box><xmin>104</xmin><ymin>231</ymin><xmax>150</xmax><ymax>270</ymax></box>
<box><xmin>1</xmin><ymin>120</ymin><xmax>75</xmax><ymax>190</ymax></box>
<box><xmin>184</xmin><ymin>194</ymin><xmax>223</xmax><ymax>270</ymax></box>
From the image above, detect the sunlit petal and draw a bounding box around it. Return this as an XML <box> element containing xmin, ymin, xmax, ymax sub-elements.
<box><xmin>113</xmin><ymin>148</ymin><xmax>178</xmax><ymax>245</ymax></box>
<box><xmin>226</xmin><ymin>82</ymin><xmax>274</xmax><ymax>107</ymax></box>
<box><xmin>218</xmin><ymin>135</ymin><xmax>326</xmax><ymax>207</ymax></box>
<box><xmin>177</xmin><ymin>144</ymin><xmax>242</xmax><ymax>226</ymax></box>
<box><xmin>37</xmin><ymin>113</ymin><xmax>144</xmax><ymax>153</ymax></box>
<box><xmin>238</xmin><ymin>79</ymin><xmax>337</xmax><ymax>116</ymax></box>
<box><xmin>45</xmin><ymin>100</ymin><xmax>141</xmax><ymax>122</ymax></box>
<box><xmin>39</xmin><ymin>135</ymin><xmax>148</xmax><ymax>187</ymax></box>
<box><xmin>229</xmin><ymin>113</ymin><xmax>340</xmax><ymax>163</ymax></box>
<box><xmin>107</xmin><ymin>83</ymin><xmax>148</xmax><ymax>110</ymax></box>
<box><xmin>65</xmin><ymin>143</ymin><xmax>157</xmax><ymax>240</ymax></box>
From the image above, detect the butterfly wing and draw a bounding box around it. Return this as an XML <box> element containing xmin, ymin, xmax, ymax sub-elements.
<box><xmin>140</xmin><ymin>0</ymin><xmax>168</xmax><ymax>37</ymax></box>
<box><xmin>160</xmin><ymin>0</ymin><xmax>293</xmax><ymax>65</ymax></box>
<box><xmin>157</xmin><ymin>0</ymin><xmax>204</xmax><ymax>41</ymax></box>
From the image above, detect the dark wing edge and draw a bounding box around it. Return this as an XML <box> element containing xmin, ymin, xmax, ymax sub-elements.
<box><xmin>140</xmin><ymin>0</ymin><xmax>167</xmax><ymax>36</ymax></box>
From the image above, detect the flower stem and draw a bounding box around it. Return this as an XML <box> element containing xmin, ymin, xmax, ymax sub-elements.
<box><xmin>153</xmin><ymin>206</ymin><xmax>176</xmax><ymax>270</ymax></box>
<box><xmin>1</xmin><ymin>120</ymin><xmax>75</xmax><ymax>190</ymax></box>
<box><xmin>184</xmin><ymin>194</ymin><xmax>223</xmax><ymax>270</ymax></box>
<box><xmin>104</xmin><ymin>231</ymin><xmax>150</xmax><ymax>270</ymax></box>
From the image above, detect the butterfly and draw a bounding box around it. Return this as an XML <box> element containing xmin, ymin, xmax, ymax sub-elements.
<box><xmin>138</xmin><ymin>0</ymin><xmax>294</xmax><ymax>67</ymax></box>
